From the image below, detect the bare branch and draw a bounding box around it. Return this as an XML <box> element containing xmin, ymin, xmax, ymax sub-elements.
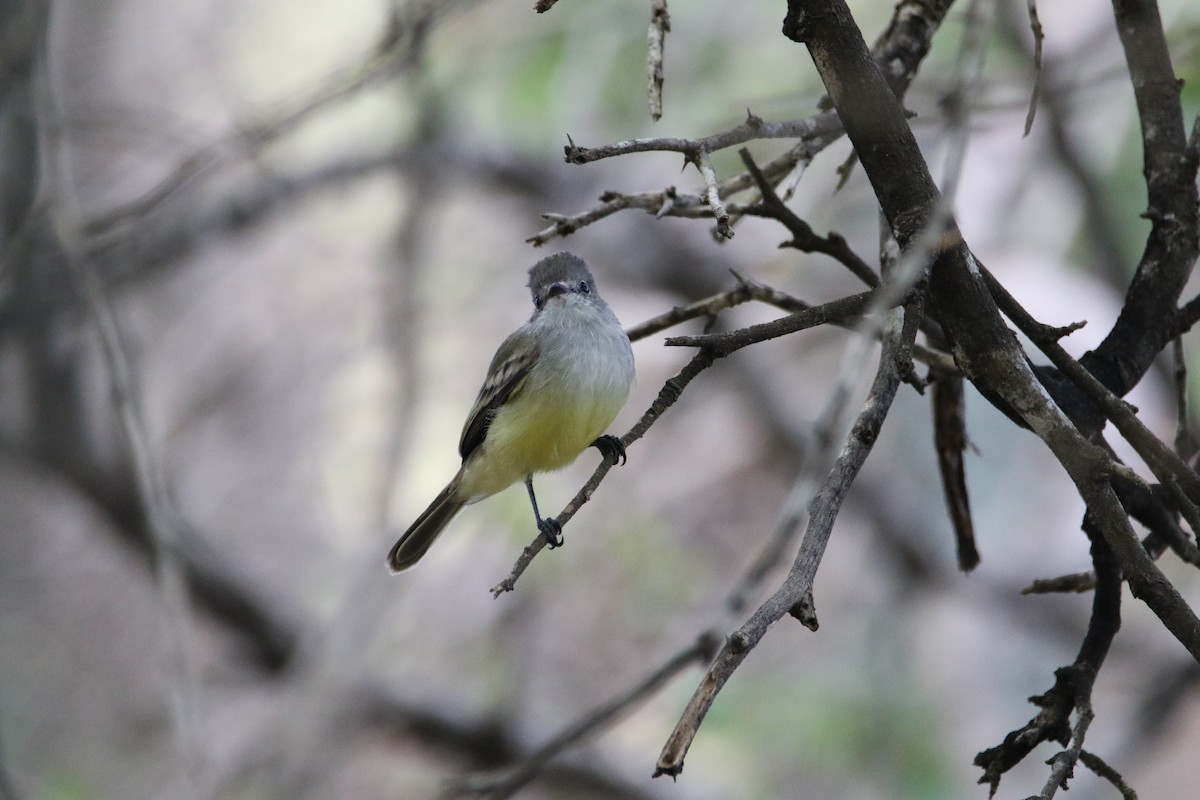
<box><xmin>492</xmin><ymin>289</ymin><xmax>885</xmax><ymax>596</ymax></box>
<box><xmin>693</xmin><ymin>149</ymin><xmax>732</xmax><ymax>239</ymax></box>
<box><xmin>491</xmin><ymin>348</ymin><xmax>715</xmax><ymax>596</ymax></box>
<box><xmin>983</xmin><ymin>267</ymin><xmax>1200</xmax><ymax>513</ymax></box>
<box><xmin>664</xmin><ymin>291</ymin><xmax>876</xmax><ymax>355</ymax></box>
<box><xmin>1022</xmin><ymin>572</ymin><xmax>1098</xmax><ymax>595</ymax></box>
<box><xmin>1022</xmin><ymin>0</ymin><xmax>1045</xmax><ymax>136</ymax></box>
<box><xmin>647</xmin><ymin>0</ymin><xmax>670</xmax><ymax>121</ymax></box>
<box><xmin>528</xmin><ymin>140</ymin><xmax>815</xmax><ymax>245</ymax></box>
<box><xmin>447</xmin><ymin>633</ymin><xmax>717</xmax><ymax>799</ymax></box>
<box><xmin>933</xmin><ymin>375</ymin><xmax>980</xmax><ymax>570</ymax></box>
<box><xmin>656</xmin><ymin>296</ymin><xmax>921</xmax><ymax>777</ymax></box>
<box><xmin>977</xmin><ymin>522</ymin><xmax>1121</xmax><ymax>796</ymax></box>
<box><xmin>737</xmin><ymin>147</ymin><xmax>880</xmax><ymax>287</ymax></box>
<box><xmin>563</xmin><ymin>112</ymin><xmax>840</xmax><ymax>165</ymax></box>
<box><xmin>1078</xmin><ymin>751</ymin><xmax>1139</xmax><ymax>800</ymax></box>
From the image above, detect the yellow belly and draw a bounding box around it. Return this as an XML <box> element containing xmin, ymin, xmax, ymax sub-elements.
<box><xmin>457</xmin><ymin>389</ymin><xmax>623</xmax><ymax>500</ymax></box>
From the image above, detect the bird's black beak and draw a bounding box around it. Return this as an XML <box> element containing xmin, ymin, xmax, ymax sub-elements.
<box><xmin>545</xmin><ymin>282</ymin><xmax>569</xmax><ymax>299</ymax></box>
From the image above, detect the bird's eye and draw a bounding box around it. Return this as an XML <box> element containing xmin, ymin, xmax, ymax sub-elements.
<box><xmin>533</xmin><ymin>295</ymin><xmax>544</xmax><ymax>309</ymax></box>
<box><xmin>578</xmin><ymin>281</ymin><xmax>590</xmax><ymax>294</ymax></box>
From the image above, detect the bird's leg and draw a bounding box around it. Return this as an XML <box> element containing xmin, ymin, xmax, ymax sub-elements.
<box><xmin>590</xmin><ymin>434</ymin><xmax>627</xmax><ymax>466</ymax></box>
<box><xmin>524</xmin><ymin>475</ymin><xmax>563</xmax><ymax>548</ymax></box>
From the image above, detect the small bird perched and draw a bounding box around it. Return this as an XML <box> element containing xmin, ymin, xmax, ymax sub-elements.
<box><xmin>387</xmin><ymin>252</ymin><xmax>636</xmax><ymax>573</ymax></box>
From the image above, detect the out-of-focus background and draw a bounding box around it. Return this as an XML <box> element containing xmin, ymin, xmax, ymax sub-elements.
<box><xmin>2</xmin><ymin>0</ymin><xmax>1199</xmax><ymax>798</ymax></box>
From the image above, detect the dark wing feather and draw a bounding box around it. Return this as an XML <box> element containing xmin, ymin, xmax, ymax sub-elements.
<box><xmin>458</xmin><ymin>330</ymin><xmax>539</xmax><ymax>460</ymax></box>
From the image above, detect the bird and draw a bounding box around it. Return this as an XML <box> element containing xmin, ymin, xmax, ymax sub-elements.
<box><xmin>387</xmin><ymin>251</ymin><xmax>635</xmax><ymax>573</ymax></box>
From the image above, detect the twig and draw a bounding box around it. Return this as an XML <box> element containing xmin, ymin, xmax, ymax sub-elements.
<box><xmin>446</xmin><ymin>633</ymin><xmax>718</xmax><ymax>799</ymax></box>
<box><xmin>563</xmin><ymin>112</ymin><xmax>841</xmax><ymax>165</ymax></box>
<box><xmin>983</xmin><ymin>267</ymin><xmax>1200</xmax><ymax>512</ymax></box>
<box><xmin>528</xmin><ymin>137</ymin><xmax>818</xmax><ymax>246</ymax></box>
<box><xmin>693</xmin><ymin>149</ymin><xmax>732</xmax><ymax>239</ymax></box>
<box><xmin>1022</xmin><ymin>0</ymin><xmax>1045</xmax><ymax>136</ymax></box>
<box><xmin>655</xmin><ymin>295</ymin><xmax>921</xmax><ymax>777</ymax></box>
<box><xmin>1036</xmin><ymin>695</ymin><xmax>1094</xmax><ymax>800</ymax></box>
<box><xmin>1021</xmin><ymin>572</ymin><xmax>1097</xmax><ymax>595</ymax></box>
<box><xmin>977</xmin><ymin>520</ymin><xmax>1122</xmax><ymax>796</ymax></box>
<box><xmin>491</xmin><ymin>349</ymin><xmax>714</xmax><ymax>596</ymax></box>
<box><xmin>647</xmin><ymin>0</ymin><xmax>670</xmax><ymax>121</ymax></box>
<box><xmin>933</xmin><ymin>374</ymin><xmax>980</xmax><ymax>570</ymax></box>
<box><xmin>1172</xmin><ymin>337</ymin><xmax>1198</xmax><ymax>460</ymax></box>
<box><xmin>491</xmin><ymin>291</ymin><xmax>879</xmax><ymax>596</ymax></box>
<box><xmin>623</xmin><ymin>279</ymin><xmax>759</xmax><ymax>342</ymax></box>
<box><xmin>1078</xmin><ymin>750</ymin><xmax>1138</xmax><ymax>800</ymax></box>
<box><xmin>1185</xmin><ymin>112</ymin><xmax>1200</xmax><ymax>179</ymax></box>
<box><xmin>664</xmin><ymin>291</ymin><xmax>876</xmax><ymax>355</ymax></box>
<box><xmin>737</xmin><ymin>147</ymin><xmax>879</xmax><ymax>287</ymax></box>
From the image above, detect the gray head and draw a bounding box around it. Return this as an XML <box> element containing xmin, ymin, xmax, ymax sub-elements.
<box><xmin>527</xmin><ymin>252</ymin><xmax>603</xmax><ymax>312</ymax></box>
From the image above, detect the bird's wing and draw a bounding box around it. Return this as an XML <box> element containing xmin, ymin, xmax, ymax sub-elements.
<box><xmin>458</xmin><ymin>329</ymin><xmax>540</xmax><ymax>460</ymax></box>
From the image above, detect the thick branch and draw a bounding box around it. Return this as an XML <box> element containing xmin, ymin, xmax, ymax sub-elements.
<box><xmin>1080</xmin><ymin>0</ymin><xmax>1199</xmax><ymax>397</ymax></box>
<box><xmin>783</xmin><ymin>0</ymin><xmax>1200</xmax><ymax>661</ymax></box>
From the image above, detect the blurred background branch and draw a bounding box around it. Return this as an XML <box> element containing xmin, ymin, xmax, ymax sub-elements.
<box><xmin>2</xmin><ymin>0</ymin><xmax>1200</xmax><ymax>799</ymax></box>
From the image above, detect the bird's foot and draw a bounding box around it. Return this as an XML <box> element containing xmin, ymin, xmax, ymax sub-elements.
<box><xmin>538</xmin><ymin>518</ymin><xmax>564</xmax><ymax>549</ymax></box>
<box><xmin>591</xmin><ymin>435</ymin><xmax>627</xmax><ymax>466</ymax></box>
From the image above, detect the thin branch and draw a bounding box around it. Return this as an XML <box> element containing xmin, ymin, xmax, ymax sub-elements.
<box><xmin>1185</xmin><ymin>112</ymin><xmax>1200</xmax><ymax>179</ymax></box>
<box><xmin>983</xmin><ymin>268</ymin><xmax>1200</xmax><ymax>512</ymax></box>
<box><xmin>1036</xmin><ymin>695</ymin><xmax>1094</xmax><ymax>800</ymax></box>
<box><xmin>656</xmin><ymin>294</ymin><xmax>921</xmax><ymax>778</ymax></box>
<box><xmin>528</xmin><ymin>137</ymin><xmax>820</xmax><ymax>245</ymax></box>
<box><xmin>563</xmin><ymin>112</ymin><xmax>841</xmax><ymax>165</ymax></box>
<box><xmin>1078</xmin><ymin>750</ymin><xmax>1139</xmax><ymax>800</ymax></box>
<box><xmin>977</xmin><ymin>521</ymin><xmax>1121</xmax><ymax>796</ymax></box>
<box><xmin>693</xmin><ymin>149</ymin><xmax>733</xmax><ymax>239</ymax></box>
<box><xmin>664</xmin><ymin>291</ymin><xmax>876</xmax><ymax>355</ymax></box>
<box><xmin>737</xmin><ymin>147</ymin><xmax>879</xmax><ymax>288</ymax></box>
<box><xmin>446</xmin><ymin>633</ymin><xmax>718</xmax><ymax>799</ymax></box>
<box><xmin>646</xmin><ymin>0</ymin><xmax>670</xmax><ymax>121</ymax></box>
<box><xmin>623</xmin><ymin>279</ymin><xmax>759</xmax><ymax>342</ymax></box>
<box><xmin>1022</xmin><ymin>572</ymin><xmax>1098</xmax><ymax>595</ymax></box>
<box><xmin>534</xmin><ymin>0</ymin><xmax>957</xmax><ymax>247</ymax></box>
<box><xmin>491</xmin><ymin>348</ymin><xmax>714</xmax><ymax>596</ymax></box>
<box><xmin>933</xmin><ymin>374</ymin><xmax>980</xmax><ymax>570</ymax></box>
<box><xmin>1172</xmin><ymin>337</ymin><xmax>1198</xmax><ymax>459</ymax></box>
<box><xmin>491</xmin><ymin>291</ymin><xmax>880</xmax><ymax>596</ymax></box>
<box><xmin>1022</xmin><ymin>0</ymin><xmax>1045</xmax><ymax>136</ymax></box>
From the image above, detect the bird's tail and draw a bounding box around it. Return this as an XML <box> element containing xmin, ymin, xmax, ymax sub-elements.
<box><xmin>387</xmin><ymin>480</ymin><xmax>466</xmax><ymax>573</ymax></box>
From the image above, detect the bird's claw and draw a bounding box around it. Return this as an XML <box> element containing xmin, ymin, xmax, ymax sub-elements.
<box><xmin>539</xmin><ymin>518</ymin><xmax>563</xmax><ymax>549</ymax></box>
<box><xmin>591</xmin><ymin>434</ymin><xmax>627</xmax><ymax>466</ymax></box>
